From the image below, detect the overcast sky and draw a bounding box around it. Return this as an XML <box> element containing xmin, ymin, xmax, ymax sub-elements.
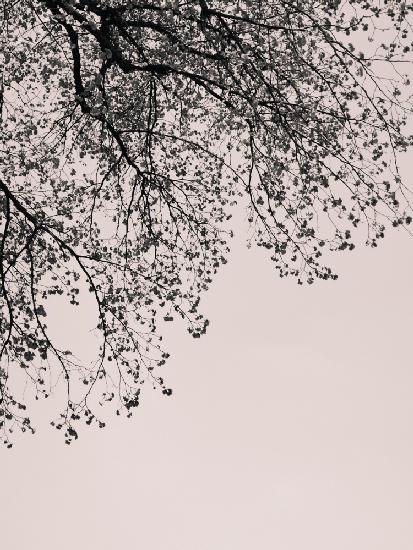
<box><xmin>2</xmin><ymin>15</ymin><xmax>413</xmax><ymax>548</ymax></box>
<box><xmin>1</xmin><ymin>199</ymin><xmax>413</xmax><ymax>549</ymax></box>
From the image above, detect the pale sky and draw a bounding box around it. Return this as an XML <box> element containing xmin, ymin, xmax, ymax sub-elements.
<box><xmin>2</xmin><ymin>16</ymin><xmax>413</xmax><ymax>548</ymax></box>
<box><xmin>1</xmin><ymin>204</ymin><xmax>413</xmax><ymax>550</ymax></box>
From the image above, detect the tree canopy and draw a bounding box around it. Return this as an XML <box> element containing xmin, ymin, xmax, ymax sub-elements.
<box><xmin>1</xmin><ymin>0</ymin><xmax>413</xmax><ymax>445</ymax></box>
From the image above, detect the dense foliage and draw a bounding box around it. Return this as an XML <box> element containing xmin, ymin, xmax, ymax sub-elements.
<box><xmin>1</xmin><ymin>0</ymin><xmax>412</xmax><ymax>445</ymax></box>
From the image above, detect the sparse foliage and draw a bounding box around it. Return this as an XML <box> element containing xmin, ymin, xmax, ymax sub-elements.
<box><xmin>1</xmin><ymin>0</ymin><xmax>413</xmax><ymax>445</ymax></box>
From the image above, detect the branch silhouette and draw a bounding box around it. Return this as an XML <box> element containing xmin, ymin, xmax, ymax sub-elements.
<box><xmin>0</xmin><ymin>0</ymin><xmax>413</xmax><ymax>445</ymax></box>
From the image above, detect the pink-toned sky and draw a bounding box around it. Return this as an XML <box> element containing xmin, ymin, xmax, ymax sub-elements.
<box><xmin>2</xmin><ymin>16</ymin><xmax>413</xmax><ymax>548</ymax></box>
<box><xmin>1</xmin><ymin>200</ymin><xmax>413</xmax><ymax>549</ymax></box>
